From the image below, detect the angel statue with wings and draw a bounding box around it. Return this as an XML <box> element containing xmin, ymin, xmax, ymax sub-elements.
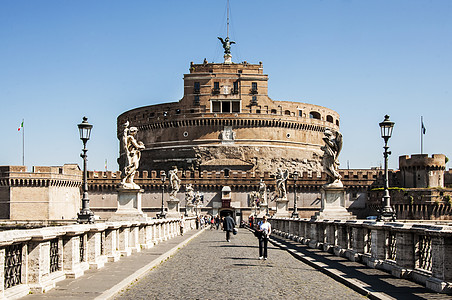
<box><xmin>217</xmin><ymin>36</ymin><xmax>235</xmax><ymax>55</ymax></box>
<box><xmin>321</xmin><ymin>129</ymin><xmax>343</xmax><ymax>186</ymax></box>
<box><xmin>275</xmin><ymin>168</ymin><xmax>289</xmax><ymax>199</ymax></box>
<box><xmin>120</xmin><ymin>121</ymin><xmax>145</xmax><ymax>189</ymax></box>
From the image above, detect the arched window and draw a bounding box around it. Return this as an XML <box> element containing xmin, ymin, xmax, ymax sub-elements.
<box><xmin>336</xmin><ymin>120</ymin><xmax>340</xmax><ymax>126</ymax></box>
<box><xmin>310</xmin><ymin>111</ymin><xmax>321</xmax><ymax>120</ymax></box>
<box><xmin>271</xmin><ymin>109</ymin><xmax>277</xmax><ymax>114</ymax></box>
<box><xmin>326</xmin><ymin>115</ymin><xmax>333</xmax><ymax>123</ymax></box>
<box><xmin>224</xmin><ymin>169</ymin><xmax>230</xmax><ymax>177</ymax></box>
<box><xmin>284</xmin><ymin>110</ymin><xmax>291</xmax><ymax>115</ymax></box>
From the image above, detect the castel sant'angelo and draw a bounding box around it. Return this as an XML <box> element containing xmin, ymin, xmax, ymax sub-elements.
<box><xmin>117</xmin><ymin>46</ymin><xmax>340</xmax><ymax>176</ymax></box>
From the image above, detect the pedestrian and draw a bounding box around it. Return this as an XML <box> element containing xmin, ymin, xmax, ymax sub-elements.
<box><xmin>223</xmin><ymin>213</ymin><xmax>236</xmax><ymax>242</ymax></box>
<box><xmin>195</xmin><ymin>216</ymin><xmax>199</xmax><ymax>230</ymax></box>
<box><xmin>257</xmin><ymin>215</ymin><xmax>271</xmax><ymax>260</ymax></box>
<box><xmin>179</xmin><ymin>215</ymin><xmax>185</xmax><ymax>236</ymax></box>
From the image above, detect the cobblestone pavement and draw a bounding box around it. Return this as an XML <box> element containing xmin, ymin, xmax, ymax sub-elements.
<box><xmin>116</xmin><ymin>228</ymin><xmax>364</xmax><ymax>300</ymax></box>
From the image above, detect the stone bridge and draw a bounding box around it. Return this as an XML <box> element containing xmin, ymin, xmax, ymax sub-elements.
<box><xmin>1</xmin><ymin>218</ymin><xmax>451</xmax><ymax>299</ymax></box>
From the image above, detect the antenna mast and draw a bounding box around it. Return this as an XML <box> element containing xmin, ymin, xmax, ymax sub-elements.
<box><xmin>227</xmin><ymin>0</ymin><xmax>230</xmax><ymax>38</ymax></box>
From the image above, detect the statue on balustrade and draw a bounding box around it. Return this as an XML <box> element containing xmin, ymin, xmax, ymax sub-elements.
<box><xmin>120</xmin><ymin>121</ymin><xmax>145</xmax><ymax>189</ymax></box>
<box><xmin>321</xmin><ymin>129</ymin><xmax>343</xmax><ymax>187</ymax></box>
<box><xmin>185</xmin><ymin>184</ymin><xmax>195</xmax><ymax>204</ymax></box>
<box><xmin>275</xmin><ymin>168</ymin><xmax>289</xmax><ymax>199</ymax></box>
<box><xmin>258</xmin><ymin>179</ymin><xmax>267</xmax><ymax>204</ymax></box>
<box><xmin>168</xmin><ymin>166</ymin><xmax>181</xmax><ymax>200</ymax></box>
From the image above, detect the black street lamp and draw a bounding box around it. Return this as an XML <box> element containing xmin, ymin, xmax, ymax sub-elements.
<box><xmin>77</xmin><ymin>117</ymin><xmax>95</xmax><ymax>223</ymax></box>
<box><xmin>291</xmin><ymin>171</ymin><xmax>299</xmax><ymax>218</ymax></box>
<box><xmin>378</xmin><ymin>115</ymin><xmax>396</xmax><ymax>221</ymax></box>
<box><xmin>158</xmin><ymin>172</ymin><xmax>167</xmax><ymax>218</ymax></box>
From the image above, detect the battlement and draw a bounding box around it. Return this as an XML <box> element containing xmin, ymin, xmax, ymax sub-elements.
<box><xmin>0</xmin><ymin>164</ymin><xmax>82</xmax><ymax>187</ymax></box>
<box><xmin>399</xmin><ymin>154</ymin><xmax>446</xmax><ymax>170</ymax></box>
<box><xmin>189</xmin><ymin>61</ymin><xmax>263</xmax><ymax>74</ymax></box>
<box><xmin>87</xmin><ymin>168</ymin><xmax>384</xmax><ymax>184</ymax></box>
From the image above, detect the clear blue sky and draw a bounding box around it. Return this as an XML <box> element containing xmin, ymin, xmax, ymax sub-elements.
<box><xmin>1</xmin><ymin>0</ymin><xmax>451</xmax><ymax>171</ymax></box>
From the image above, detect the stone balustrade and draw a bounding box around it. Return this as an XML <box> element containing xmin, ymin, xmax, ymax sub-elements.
<box><xmin>268</xmin><ymin>217</ymin><xmax>452</xmax><ymax>294</ymax></box>
<box><xmin>0</xmin><ymin>217</ymin><xmax>196</xmax><ymax>299</ymax></box>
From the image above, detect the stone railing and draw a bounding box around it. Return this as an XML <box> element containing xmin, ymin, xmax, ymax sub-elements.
<box><xmin>0</xmin><ymin>217</ymin><xmax>196</xmax><ymax>299</ymax></box>
<box><xmin>268</xmin><ymin>217</ymin><xmax>452</xmax><ymax>294</ymax></box>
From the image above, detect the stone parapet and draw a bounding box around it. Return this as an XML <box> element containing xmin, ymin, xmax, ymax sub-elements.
<box><xmin>0</xmin><ymin>217</ymin><xmax>196</xmax><ymax>299</ymax></box>
<box><xmin>268</xmin><ymin>217</ymin><xmax>452</xmax><ymax>294</ymax></box>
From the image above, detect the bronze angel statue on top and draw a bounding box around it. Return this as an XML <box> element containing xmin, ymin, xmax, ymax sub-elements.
<box><xmin>218</xmin><ymin>36</ymin><xmax>235</xmax><ymax>55</ymax></box>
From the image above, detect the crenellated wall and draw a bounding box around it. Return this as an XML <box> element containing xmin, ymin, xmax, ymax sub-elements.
<box><xmin>87</xmin><ymin>168</ymin><xmax>385</xmax><ymax>220</ymax></box>
<box><xmin>0</xmin><ymin>165</ymin><xmax>82</xmax><ymax>220</ymax></box>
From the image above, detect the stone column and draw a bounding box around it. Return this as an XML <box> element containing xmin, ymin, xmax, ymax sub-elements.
<box><xmin>105</xmin><ymin>227</ymin><xmax>120</xmax><ymax>262</ymax></box>
<box><xmin>118</xmin><ymin>226</ymin><xmax>131</xmax><ymax>257</ymax></box>
<box><xmin>62</xmin><ymin>234</ymin><xmax>87</xmax><ymax>278</ymax></box>
<box><xmin>87</xmin><ymin>230</ymin><xmax>106</xmax><ymax>269</ymax></box>
<box><xmin>426</xmin><ymin>230</ymin><xmax>452</xmax><ymax>293</ymax></box>
<box><xmin>368</xmin><ymin>225</ymin><xmax>386</xmax><ymax>268</ymax></box>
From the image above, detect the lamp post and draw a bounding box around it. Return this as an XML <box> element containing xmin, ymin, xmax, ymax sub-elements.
<box><xmin>158</xmin><ymin>172</ymin><xmax>167</xmax><ymax>218</ymax></box>
<box><xmin>378</xmin><ymin>115</ymin><xmax>396</xmax><ymax>221</ymax></box>
<box><xmin>291</xmin><ymin>171</ymin><xmax>299</xmax><ymax>218</ymax></box>
<box><xmin>77</xmin><ymin>117</ymin><xmax>95</xmax><ymax>223</ymax></box>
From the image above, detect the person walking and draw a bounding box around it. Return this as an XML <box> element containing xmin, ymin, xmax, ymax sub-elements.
<box><xmin>179</xmin><ymin>215</ymin><xmax>185</xmax><ymax>236</ymax></box>
<box><xmin>223</xmin><ymin>213</ymin><xmax>236</xmax><ymax>242</ymax></box>
<box><xmin>257</xmin><ymin>215</ymin><xmax>271</xmax><ymax>260</ymax></box>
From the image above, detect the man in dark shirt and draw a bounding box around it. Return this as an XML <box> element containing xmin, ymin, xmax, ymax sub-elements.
<box><xmin>223</xmin><ymin>213</ymin><xmax>236</xmax><ymax>242</ymax></box>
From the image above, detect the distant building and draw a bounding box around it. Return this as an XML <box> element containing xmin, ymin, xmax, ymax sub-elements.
<box><xmin>368</xmin><ymin>154</ymin><xmax>452</xmax><ymax>220</ymax></box>
<box><xmin>0</xmin><ymin>165</ymin><xmax>82</xmax><ymax>220</ymax></box>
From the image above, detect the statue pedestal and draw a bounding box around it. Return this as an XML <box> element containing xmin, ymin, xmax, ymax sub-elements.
<box><xmin>311</xmin><ymin>184</ymin><xmax>355</xmax><ymax>221</ymax></box>
<box><xmin>109</xmin><ymin>188</ymin><xmax>148</xmax><ymax>222</ymax></box>
<box><xmin>274</xmin><ymin>198</ymin><xmax>290</xmax><ymax>217</ymax></box>
<box><xmin>185</xmin><ymin>203</ymin><xmax>194</xmax><ymax>217</ymax></box>
<box><xmin>257</xmin><ymin>204</ymin><xmax>268</xmax><ymax>218</ymax></box>
<box><xmin>224</xmin><ymin>54</ymin><xmax>232</xmax><ymax>64</ymax></box>
<box><xmin>166</xmin><ymin>199</ymin><xmax>180</xmax><ymax>219</ymax></box>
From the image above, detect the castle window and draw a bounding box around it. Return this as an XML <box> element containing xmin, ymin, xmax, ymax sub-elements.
<box><xmin>175</xmin><ymin>109</ymin><xmax>181</xmax><ymax>114</ymax></box>
<box><xmin>212</xmin><ymin>101</ymin><xmax>221</xmax><ymax>113</ymax></box>
<box><xmin>194</xmin><ymin>95</ymin><xmax>200</xmax><ymax>106</ymax></box>
<box><xmin>298</xmin><ymin>110</ymin><xmax>303</xmax><ymax>117</ymax></box>
<box><xmin>194</xmin><ymin>82</ymin><xmax>200</xmax><ymax>94</ymax></box>
<box><xmin>251</xmin><ymin>96</ymin><xmax>257</xmax><ymax>105</ymax></box>
<box><xmin>326</xmin><ymin>115</ymin><xmax>333</xmax><ymax>123</ymax></box>
<box><xmin>336</xmin><ymin>120</ymin><xmax>340</xmax><ymax>126</ymax></box>
<box><xmin>251</xmin><ymin>82</ymin><xmax>258</xmax><ymax>94</ymax></box>
<box><xmin>224</xmin><ymin>169</ymin><xmax>230</xmax><ymax>177</ymax></box>
<box><xmin>238</xmin><ymin>70</ymin><xmax>242</xmax><ymax>74</ymax></box>
<box><xmin>222</xmin><ymin>101</ymin><xmax>231</xmax><ymax>113</ymax></box>
<box><xmin>213</xmin><ymin>82</ymin><xmax>220</xmax><ymax>94</ymax></box>
<box><xmin>233</xmin><ymin>81</ymin><xmax>239</xmax><ymax>94</ymax></box>
<box><xmin>232</xmin><ymin>101</ymin><xmax>240</xmax><ymax>113</ymax></box>
<box><xmin>310</xmin><ymin>111</ymin><xmax>321</xmax><ymax>120</ymax></box>
<box><xmin>211</xmin><ymin>100</ymin><xmax>241</xmax><ymax>113</ymax></box>
<box><xmin>284</xmin><ymin>110</ymin><xmax>291</xmax><ymax>115</ymax></box>
<box><xmin>271</xmin><ymin>109</ymin><xmax>277</xmax><ymax>114</ymax></box>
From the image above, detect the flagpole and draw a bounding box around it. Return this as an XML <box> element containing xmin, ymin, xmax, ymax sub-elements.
<box><xmin>22</xmin><ymin>118</ymin><xmax>25</xmax><ymax>166</ymax></box>
<box><xmin>421</xmin><ymin>116</ymin><xmax>423</xmax><ymax>155</ymax></box>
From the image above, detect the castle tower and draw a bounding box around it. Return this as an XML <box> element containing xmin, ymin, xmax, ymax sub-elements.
<box><xmin>399</xmin><ymin>154</ymin><xmax>446</xmax><ymax>188</ymax></box>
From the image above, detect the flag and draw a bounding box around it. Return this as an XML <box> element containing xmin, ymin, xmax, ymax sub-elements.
<box><xmin>18</xmin><ymin>121</ymin><xmax>23</xmax><ymax>131</ymax></box>
<box><xmin>421</xmin><ymin>121</ymin><xmax>426</xmax><ymax>134</ymax></box>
